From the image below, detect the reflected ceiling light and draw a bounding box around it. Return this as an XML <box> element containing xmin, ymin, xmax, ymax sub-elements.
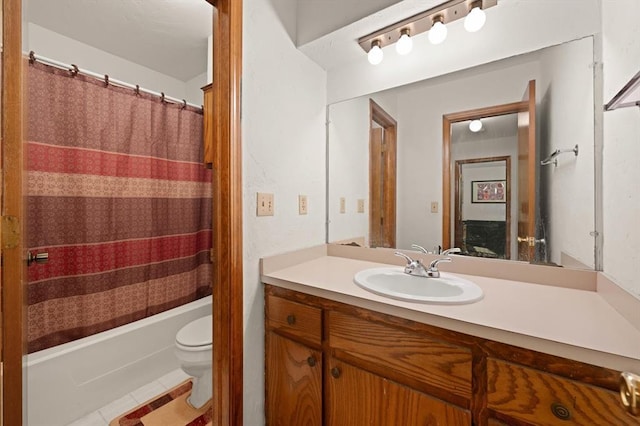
<box><xmin>469</xmin><ymin>119</ymin><xmax>483</xmax><ymax>132</ymax></box>
<box><xmin>357</xmin><ymin>0</ymin><xmax>498</xmax><ymax>65</ymax></box>
<box><xmin>428</xmin><ymin>15</ymin><xmax>447</xmax><ymax>45</ymax></box>
<box><xmin>396</xmin><ymin>28</ymin><xmax>413</xmax><ymax>55</ymax></box>
<box><xmin>464</xmin><ymin>2</ymin><xmax>486</xmax><ymax>32</ymax></box>
<box><xmin>368</xmin><ymin>40</ymin><xmax>384</xmax><ymax>65</ymax></box>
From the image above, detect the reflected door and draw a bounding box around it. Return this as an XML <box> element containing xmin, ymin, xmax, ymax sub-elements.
<box><xmin>517</xmin><ymin>80</ymin><xmax>537</xmax><ymax>261</ymax></box>
<box><xmin>369</xmin><ymin>100</ymin><xmax>396</xmax><ymax>248</ymax></box>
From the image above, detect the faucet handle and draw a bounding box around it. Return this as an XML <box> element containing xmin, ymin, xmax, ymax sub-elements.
<box><xmin>429</xmin><ymin>257</ymin><xmax>451</xmax><ymax>270</ymax></box>
<box><xmin>442</xmin><ymin>247</ymin><xmax>461</xmax><ymax>256</ymax></box>
<box><xmin>411</xmin><ymin>244</ymin><xmax>431</xmax><ymax>254</ymax></box>
<box><xmin>394</xmin><ymin>251</ymin><xmax>414</xmax><ymax>265</ymax></box>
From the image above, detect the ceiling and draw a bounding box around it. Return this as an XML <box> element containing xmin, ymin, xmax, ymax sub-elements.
<box><xmin>26</xmin><ymin>0</ymin><xmax>213</xmax><ymax>81</ymax></box>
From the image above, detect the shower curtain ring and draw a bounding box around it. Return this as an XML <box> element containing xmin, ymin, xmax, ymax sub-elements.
<box><xmin>104</xmin><ymin>75</ymin><xmax>109</xmax><ymax>87</ymax></box>
<box><xmin>70</xmin><ymin>64</ymin><xmax>79</xmax><ymax>77</ymax></box>
<box><xmin>161</xmin><ymin>92</ymin><xmax>166</xmax><ymax>104</ymax></box>
<box><xmin>181</xmin><ymin>99</ymin><xmax>187</xmax><ymax>109</ymax></box>
<box><xmin>29</xmin><ymin>51</ymin><xmax>36</xmax><ymax>65</ymax></box>
<box><xmin>135</xmin><ymin>85</ymin><xmax>140</xmax><ymax>96</ymax></box>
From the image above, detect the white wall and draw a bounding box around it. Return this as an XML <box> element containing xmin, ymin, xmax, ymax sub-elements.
<box><xmin>26</xmin><ymin>23</ymin><xmax>203</xmax><ymax>105</ymax></box>
<box><xmin>242</xmin><ymin>0</ymin><xmax>327</xmax><ymax>424</ymax></box>
<box><xmin>537</xmin><ymin>38</ymin><xmax>595</xmax><ymax>268</ymax></box>
<box><xmin>601</xmin><ymin>0</ymin><xmax>640</xmax><ymax>296</ymax></box>
<box><xmin>326</xmin><ymin>0</ymin><xmax>601</xmax><ymax>104</ymax></box>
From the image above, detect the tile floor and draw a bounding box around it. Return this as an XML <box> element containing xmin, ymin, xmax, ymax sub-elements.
<box><xmin>66</xmin><ymin>368</ymin><xmax>191</xmax><ymax>426</ymax></box>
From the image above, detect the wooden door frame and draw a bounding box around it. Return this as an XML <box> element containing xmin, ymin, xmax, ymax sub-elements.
<box><xmin>1</xmin><ymin>1</ymin><xmax>243</xmax><ymax>424</ymax></box>
<box><xmin>442</xmin><ymin>101</ymin><xmax>527</xmax><ymax>250</ymax></box>
<box><xmin>454</xmin><ymin>156</ymin><xmax>511</xmax><ymax>259</ymax></box>
<box><xmin>369</xmin><ymin>99</ymin><xmax>397</xmax><ymax>248</ymax></box>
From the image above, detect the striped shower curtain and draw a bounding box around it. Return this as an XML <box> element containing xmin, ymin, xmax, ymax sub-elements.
<box><xmin>26</xmin><ymin>61</ymin><xmax>212</xmax><ymax>353</ymax></box>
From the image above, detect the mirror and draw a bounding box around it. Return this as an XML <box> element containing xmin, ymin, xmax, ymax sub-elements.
<box><xmin>328</xmin><ymin>36</ymin><xmax>596</xmax><ymax>269</ymax></box>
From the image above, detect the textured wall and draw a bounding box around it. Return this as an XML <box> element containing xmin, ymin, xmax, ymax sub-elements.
<box><xmin>242</xmin><ymin>0</ymin><xmax>327</xmax><ymax>423</ymax></box>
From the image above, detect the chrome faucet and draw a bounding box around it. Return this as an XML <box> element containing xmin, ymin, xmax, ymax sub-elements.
<box><xmin>442</xmin><ymin>247</ymin><xmax>461</xmax><ymax>256</ymax></box>
<box><xmin>394</xmin><ymin>252</ymin><xmax>451</xmax><ymax>278</ymax></box>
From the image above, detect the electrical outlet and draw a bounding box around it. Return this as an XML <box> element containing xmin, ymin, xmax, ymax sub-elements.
<box><xmin>257</xmin><ymin>192</ymin><xmax>274</xmax><ymax>216</ymax></box>
<box><xmin>340</xmin><ymin>197</ymin><xmax>346</xmax><ymax>214</ymax></box>
<box><xmin>430</xmin><ymin>201</ymin><xmax>439</xmax><ymax>213</ymax></box>
<box><xmin>357</xmin><ymin>199</ymin><xmax>365</xmax><ymax>213</ymax></box>
<box><xmin>298</xmin><ymin>195</ymin><xmax>308</xmax><ymax>215</ymax></box>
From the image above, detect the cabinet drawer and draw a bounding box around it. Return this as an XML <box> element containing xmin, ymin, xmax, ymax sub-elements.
<box><xmin>328</xmin><ymin>311</ymin><xmax>472</xmax><ymax>401</ymax></box>
<box><xmin>266</xmin><ymin>295</ymin><xmax>322</xmax><ymax>346</ymax></box>
<box><xmin>488</xmin><ymin>358</ymin><xmax>638</xmax><ymax>425</ymax></box>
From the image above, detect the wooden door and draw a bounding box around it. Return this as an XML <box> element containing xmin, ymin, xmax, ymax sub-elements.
<box><xmin>327</xmin><ymin>359</ymin><xmax>471</xmax><ymax>425</ymax></box>
<box><xmin>266</xmin><ymin>332</ymin><xmax>322</xmax><ymax>426</ymax></box>
<box><xmin>516</xmin><ymin>80</ymin><xmax>537</xmax><ymax>261</ymax></box>
<box><xmin>369</xmin><ymin>100</ymin><xmax>396</xmax><ymax>248</ymax></box>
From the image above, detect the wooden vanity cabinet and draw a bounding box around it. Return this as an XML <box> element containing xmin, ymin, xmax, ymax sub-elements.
<box><xmin>264</xmin><ymin>285</ymin><xmax>639</xmax><ymax>426</ymax></box>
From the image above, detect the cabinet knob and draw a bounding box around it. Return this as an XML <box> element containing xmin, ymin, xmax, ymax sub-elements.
<box><xmin>550</xmin><ymin>402</ymin><xmax>571</xmax><ymax>421</ymax></box>
<box><xmin>286</xmin><ymin>314</ymin><xmax>296</xmax><ymax>325</ymax></box>
<box><xmin>307</xmin><ymin>356</ymin><xmax>316</xmax><ymax>367</ymax></box>
<box><xmin>621</xmin><ymin>372</ymin><xmax>640</xmax><ymax>416</ymax></box>
<box><xmin>330</xmin><ymin>367</ymin><xmax>341</xmax><ymax>379</ymax></box>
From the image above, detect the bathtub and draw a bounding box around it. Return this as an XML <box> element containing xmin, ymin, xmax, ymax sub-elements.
<box><xmin>26</xmin><ymin>296</ymin><xmax>212</xmax><ymax>426</ymax></box>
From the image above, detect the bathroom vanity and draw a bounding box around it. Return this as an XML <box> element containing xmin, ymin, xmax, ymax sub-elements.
<box><xmin>262</xmin><ymin>245</ymin><xmax>640</xmax><ymax>425</ymax></box>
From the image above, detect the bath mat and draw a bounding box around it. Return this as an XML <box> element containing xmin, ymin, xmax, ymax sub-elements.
<box><xmin>109</xmin><ymin>379</ymin><xmax>212</xmax><ymax>426</ymax></box>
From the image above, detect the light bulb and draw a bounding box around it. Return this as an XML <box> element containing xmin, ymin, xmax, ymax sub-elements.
<box><xmin>464</xmin><ymin>6</ymin><xmax>486</xmax><ymax>32</ymax></box>
<box><xmin>368</xmin><ymin>40</ymin><xmax>384</xmax><ymax>65</ymax></box>
<box><xmin>395</xmin><ymin>30</ymin><xmax>413</xmax><ymax>55</ymax></box>
<box><xmin>428</xmin><ymin>17</ymin><xmax>448</xmax><ymax>45</ymax></box>
<box><xmin>469</xmin><ymin>119</ymin><xmax>483</xmax><ymax>132</ymax></box>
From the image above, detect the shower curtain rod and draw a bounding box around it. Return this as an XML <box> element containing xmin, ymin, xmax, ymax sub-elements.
<box><xmin>25</xmin><ymin>51</ymin><xmax>203</xmax><ymax>111</ymax></box>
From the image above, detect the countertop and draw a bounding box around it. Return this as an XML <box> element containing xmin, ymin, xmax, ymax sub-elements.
<box><xmin>261</xmin><ymin>247</ymin><xmax>640</xmax><ymax>372</ymax></box>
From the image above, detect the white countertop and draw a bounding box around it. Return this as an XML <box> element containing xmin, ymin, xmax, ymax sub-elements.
<box><xmin>262</xmin><ymin>254</ymin><xmax>640</xmax><ymax>372</ymax></box>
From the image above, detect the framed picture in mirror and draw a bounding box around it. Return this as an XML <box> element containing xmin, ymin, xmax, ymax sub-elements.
<box><xmin>471</xmin><ymin>180</ymin><xmax>506</xmax><ymax>203</ymax></box>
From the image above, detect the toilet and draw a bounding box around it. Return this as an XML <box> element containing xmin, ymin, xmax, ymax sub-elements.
<box><xmin>175</xmin><ymin>314</ymin><xmax>213</xmax><ymax>408</ymax></box>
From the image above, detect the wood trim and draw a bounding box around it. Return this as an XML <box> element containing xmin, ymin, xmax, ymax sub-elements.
<box><xmin>2</xmin><ymin>0</ymin><xmax>26</xmax><ymax>424</ymax></box>
<box><xmin>454</xmin><ymin>156</ymin><xmax>511</xmax><ymax>259</ymax></box>
<box><xmin>443</xmin><ymin>101</ymin><xmax>527</xmax><ymax>250</ymax></box>
<box><xmin>210</xmin><ymin>0</ymin><xmax>243</xmax><ymax>425</ymax></box>
<box><xmin>369</xmin><ymin>99</ymin><xmax>397</xmax><ymax>248</ymax></box>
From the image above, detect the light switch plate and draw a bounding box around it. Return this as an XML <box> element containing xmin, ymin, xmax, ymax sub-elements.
<box><xmin>357</xmin><ymin>199</ymin><xmax>365</xmax><ymax>213</ymax></box>
<box><xmin>298</xmin><ymin>195</ymin><xmax>308</xmax><ymax>215</ymax></box>
<box><xmin>430</xmin><ymin>201</ymin><xmax>439</xmax><ymax>213</ymax></box>
<box><xmin>339</xmin><ymin>197</ymin><xmax>346</xmax><ymax>214</ymax></box>
<box><xmin>257</xmin><ymin>193</ymin><xmax>274</xmax><ymax>216</ymax></box>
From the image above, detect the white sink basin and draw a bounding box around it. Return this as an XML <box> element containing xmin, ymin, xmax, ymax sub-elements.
<box><xmin>354</xmin><ymin>267</ymin><xmax>483</xmax><ymax>304</ymax></box>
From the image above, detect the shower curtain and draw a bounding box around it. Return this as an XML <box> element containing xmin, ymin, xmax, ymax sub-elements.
<box><xmin>26</xmin><ymin>61</ymin><xmax>212</xmax><ymax>353</ymax></box>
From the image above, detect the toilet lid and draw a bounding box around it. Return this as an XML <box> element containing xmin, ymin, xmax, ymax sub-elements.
<box><xmin>176</xmin><ymin>315</ymin><xmax>212</xmax><ymax>347</ymax></box>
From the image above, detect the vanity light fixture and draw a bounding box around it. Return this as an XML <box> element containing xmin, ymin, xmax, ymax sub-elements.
<box><xmin>368</xmin><ymin>39</ymin><xmax>384</xmax><ymax>65</ymax></box>
<box><xmin>358</xmin><ymin>0</ymin><xmax>497</xmax><ymax>65</ymax></box>
<box><xmin>469</xmin><ymin>119</ymin><xmax>483</xmax><ymax>132</ymax></box>
<box><xmin>396</xmin><ymin>28</ymin><xmax>413</xmax><ymax>55</ymax></box>
<box><xmin>428</xmin><ymin>15</ymin><xmax>448</xmax><ymax>45</ymax></box>
<box><xmin>464</xmin><ymin>1</ymin><xmax>487</xmax><ymax>32</ymax></box>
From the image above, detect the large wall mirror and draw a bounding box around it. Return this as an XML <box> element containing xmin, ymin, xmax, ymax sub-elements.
<box><xmin>328</xmin><ymin>36</ymin><xmax>596</xmax><ymax>269</ymax></box>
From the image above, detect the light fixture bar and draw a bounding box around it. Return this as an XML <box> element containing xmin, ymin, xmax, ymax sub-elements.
<box><xmin>358</xmin><ymin>0</ymin><xmax>497</xmax><ymax>53</ymax></box>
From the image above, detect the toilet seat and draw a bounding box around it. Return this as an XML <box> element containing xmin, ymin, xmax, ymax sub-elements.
<box><xmin>176</xmin><ymin>315</ymin><xmax>212</xmax><ymax>348</ymax></box>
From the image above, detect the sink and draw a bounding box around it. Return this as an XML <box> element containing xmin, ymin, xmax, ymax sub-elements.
<box><xmin>354</xmin><ymin>267</ymin><xmax>483</xmax><ymax>304</ymax></box>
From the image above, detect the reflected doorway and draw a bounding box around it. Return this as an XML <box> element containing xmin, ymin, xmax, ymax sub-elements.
<box><xmin>454</xmin><ymin>157</ymin><xmax>511</xmax><ymax>259</ymax></box>
<box><xmin>369</xmin><ymin>99</ymin><xmax>397</xmax><ymax>248</ymax></box>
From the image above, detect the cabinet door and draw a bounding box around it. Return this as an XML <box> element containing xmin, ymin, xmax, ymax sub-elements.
<box><xmin>327</xmin><ymin>359</ymin><xmax>471</xmax><ymax>426</ymax></box>
<box><xmin>266</xmin><ymin>332</ymin><xmax>322</xmax><ymax>426</ymax></box>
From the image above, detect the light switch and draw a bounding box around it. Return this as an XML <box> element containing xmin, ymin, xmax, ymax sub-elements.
<box><xmin>298</xmin><ymin>195</ymin><xmax>308</xmax><ymax>215</ymax></box>
<box><xmin>257</xmin><ymin>193</ymin><xmax>274</xmax><ymax>216</ymax></box>
<box><xmin>340</xmin><ymin>197</ymin><xmax>346</xmax><ymax>214</ymax></box>
<box><xmin>357</xmin><ymin>199</ymin><xmax>365</xmax><ymax>213</ymax></box>
<box><xmin>430</xmin><ymin>201</ymin><xmax>439</xmax><ymax>213</ymax></box>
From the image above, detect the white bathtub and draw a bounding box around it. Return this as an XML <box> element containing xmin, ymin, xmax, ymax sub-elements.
<box><xmin>26</xmin><ymin>296</ymin><xmax>212</xmax><ymax>426</ymax></box>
